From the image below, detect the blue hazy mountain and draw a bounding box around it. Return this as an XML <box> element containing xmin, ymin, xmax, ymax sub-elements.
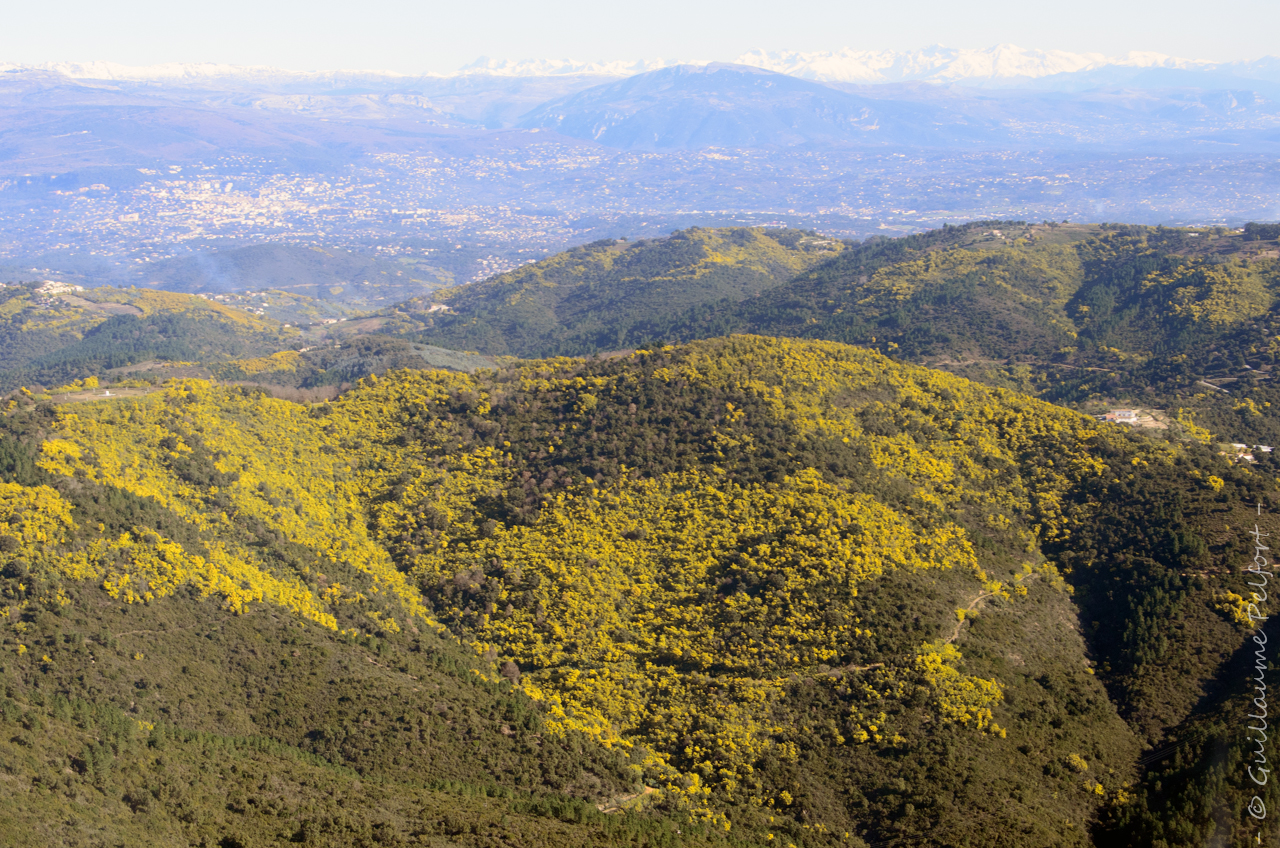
<box><xmin>4</xmin><ymin>59</ymin><xmax>1280</xmax><ymax>168</ymax></box>
<box><xmin>516</xmin><ymin>63</ymin><xmax>1012</xmax><ymax>149</ymax></box>
<box><xmin>517</xmin><ymin>63</ymin><xmax>1280</xmax><ymax>151</ymax></box>
<box><xmin>1023</xmin><ymin>64</ymin><xmax>1280</xmax><ymax>98</ymax></box>
<box><xmin>2</xmin><ymin>56</ymin><xmax>1279</xmax><ymax>294</ymax></box>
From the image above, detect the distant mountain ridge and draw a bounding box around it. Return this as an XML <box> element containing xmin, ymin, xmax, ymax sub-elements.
<box><xmin>517</xmin><ymin>62</ymin><xmax>1280</xmax><ymax>151</ymax></box>
<box><xmin>516</xmin><ymin>63</ymin><xmax>1010</xmax><ymax>149</ymax></box>
<box><xmin>5</xmin><ymin>44</ymin><xmax>1278</xmax><ymax>90</ymax></box>
<box><xmin>409</xmin><ymin>220</ymin><xmax>1280</xmax><ymax>440</ymax></box>
<box><xmin>5</xmin><ymin>45</ymin><xmax>1280</xmax><ymax>155</ymax></box>
<box><xmin>737</xmin><ymin>44</ymin><xmax>1218</xmax><ymax>85</ymax></box>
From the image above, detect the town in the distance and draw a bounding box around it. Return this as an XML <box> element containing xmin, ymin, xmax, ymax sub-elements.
<box><xmin>4</xmin><ymin>36</ymin><xmax>1280</xmax><ymax>848</ymax></box>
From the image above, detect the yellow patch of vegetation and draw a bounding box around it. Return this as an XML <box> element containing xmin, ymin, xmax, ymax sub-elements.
<box><xmin>87</xmin><ymin>287</ymin><xmax>280</xmax><ymax>331</ymax></box>
<box><xmin>0</xmin><ymin>481</ymin><xmax>76</xmax><ymax>550</ymax></box>
<box><xmin>10</xmin><ymin>335</ymin><xmax>1195</xmax><ymax>823</ymax></box>
<box><xmin>1141</xmin><ymin>259</ymin><xmax>1274</xmax><ymax>325</ymax></box>
<box><xmin>911</xmin><ymin>642</ymin><xmax>1004</xmax><ymax>733</ymax></box>
<box><xmin>858</xmin><ymin>244</ymin><xmax>1083</xmax><ymax>314</ymax></box>
<box><xmin>36</xmin><ymin>379</ymin><xmax>427</xmax><ymax>632</ymax></box>
<box><xmin>218</xmin><ymin>350</ymin><xmax>302</xmax><ymax>376</ymax></box>
<box><xmin>395</xmin><ymin>466</ymin><xmax>976</xmax><ymax>793</ymax></box>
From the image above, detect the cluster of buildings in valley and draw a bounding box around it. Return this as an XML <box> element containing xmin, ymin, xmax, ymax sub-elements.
<box><xmin>1100</xmin><ymin>408</ymin><xmax>1276</xmax><ymax>463</ymax></box>
<box><xmin>2</xmin><ymin>148</ymin><xmax>1277</xmax><ymax>287</ymax></box>
<box><xmin>35</xmin><ymin>281</ymin><xmax>84</xmax><ymax>295</ymax></box>
<box><xmin>1222</xmin><ymin>442</ymin><xmax>1275</xmax><ymax>463</ymax></box>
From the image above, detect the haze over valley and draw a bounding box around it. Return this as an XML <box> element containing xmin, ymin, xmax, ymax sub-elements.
<box><xmin>5</xmin><ymin>15</ymin><xmax>1280</xmax><ymax>846</ymax></box>
<box><xmin>3</xmin><ymin>44</ymin><xmax>1280</xmax><ymax>301</ymax></box>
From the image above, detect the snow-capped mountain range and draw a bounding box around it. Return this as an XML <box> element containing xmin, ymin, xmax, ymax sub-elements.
<box><xmin>736</xmin><ymin>45</ymin><xmax>1211</xmax><ymax>84</ymax></box>
<box><xmin>474</xmin><ymin>45</ymin><xmax>1280</xmax><ymax>87</ymax></box>
<box><xmin>3</xmin><ymin>44</ymin><xmax>1277</xmax><ymax>88</ymax></box>
<box><xmin>0</xmin><ymin>61</ymin><xmax>413</xmax><ymax>84</ymax></box>
<box><xmin>453</xmin><ymin>57</ymin><xmax>674</xmax><ymax>78</ymax></box>
<box><xmin>449</xmin><ymin>46</ymin><xmax>1221</xmax><ymax>83</ymax></box>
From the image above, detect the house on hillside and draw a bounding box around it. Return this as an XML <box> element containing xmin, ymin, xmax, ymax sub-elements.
<box><xmin>1222</xmin><ymin>443</ymin><xmax>1256</xmax><ymax>463</ymax></box>
<box><xmin>1103</xmin><ymin>409</ymin><xmax>1138</xmax><ymax>423</ymax></box>
<box><xmin>36</xmin><ymin>281</ymin><xmax>84</xmax><ymax>295</ymax></box>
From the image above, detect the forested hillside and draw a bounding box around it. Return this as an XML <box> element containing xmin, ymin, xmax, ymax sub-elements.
<box><xmin>210</xmin><ymin>336</ymin><xmax>500</xmax><ymax>393</ymax></box>
<box><xmin>3</xmin><ymin>335</ymin><xmax>1274</xmax><ymax>846</ymax></box>
<box><xmin>684</xmin><ymin>222</ymin><xmax>1280</xmax><ymax>396</ymax></box>
<box><xmin>409</xmin><ymin>221</ymin><xmax>1280</xmax><ymax>444</ymax></box>
<box><xmin>412</xmin><ymin>228</ymin><xmax>844</xmax><ymax>356</ymax></box>
<box><xmin>0</xmin><ymin>284</ymin><xmax>298</xmax><ymax>392</ymax></box>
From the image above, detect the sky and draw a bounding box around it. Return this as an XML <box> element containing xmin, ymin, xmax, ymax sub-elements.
<box><xmin>2</xmin><ymin>0</ymin><xmax>1276</xmax><ymax>74</ymax></box>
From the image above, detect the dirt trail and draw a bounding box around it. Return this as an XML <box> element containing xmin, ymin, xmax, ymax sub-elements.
<box><xmin>597</xmin><ymin>786</ymin><xmax>658</xmax><ymax>814</ymax></box>
<box><xmin>56</xmin><ymin>294</ymin><xmax>142</xmax><ymax>316</ymax></box>
<box><xmin>52</xmin><ymin>387</ymin><xmax>151</xmax><ymax>404</ymax></box>
<box><xmin>946</xmin><ymin>573</ymin><xmax>1039</xmax><ymax>644</ymax></box>
<box><xmin>810</xmin><ymin>573</ymin><xmax>1043</xmax><ymax>680</ymax></box>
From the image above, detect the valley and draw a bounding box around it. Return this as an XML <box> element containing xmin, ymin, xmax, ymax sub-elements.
<box><xmin>7</xmin><ymin>3</ymin><xmax>1280</xmax><ymax>839</ymax></box>
<box><xmin>4</xmin><ymin>53</ymin><xmax>1280</xmax><ymax>302</ymax></box>
<box><xmin>2</xmin><ymin>220</ymin><xmax>1280</xmax><ymax>845</ymax></box>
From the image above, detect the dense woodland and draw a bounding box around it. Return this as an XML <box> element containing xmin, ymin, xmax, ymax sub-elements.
<box><xmin>3</xmin><ymin>333</ymin><xmax>1278</xmax><ymax>846</ymax></box>
<box><xmin>6</xmin><ymin>221</ymin><xmax>1280</xmax><ymax>845</ymax></box>
<box><xmin>17</xmin><ymin>222</ymin><xmax>1280</xmax><ymax>454</ymax></box>
<box><xmin>407</xmin><ymin>228</ymin><xmax>844</xmax><ymax>357</ymax></box>
<box><xmin>0</xmin><ymin>286</ymin><xmax>296</xmax><ymax>393</ymax></box>
<box><xmin>409</xmin><ymin>221</ymin><xmax>1280</xmax><ymax>446</ymax></box>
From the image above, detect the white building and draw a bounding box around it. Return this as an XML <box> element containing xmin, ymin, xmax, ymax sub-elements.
<box><xmin>36</xmin><ymin>281</ymin><xmax>85</xmax><ymax>295</ymax></box>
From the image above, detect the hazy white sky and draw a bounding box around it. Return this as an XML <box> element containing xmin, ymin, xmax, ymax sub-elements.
<box><xmin>3</xmin><ymin>0</ymin><xmax>1275</xmax><ymax>73</ymax></box>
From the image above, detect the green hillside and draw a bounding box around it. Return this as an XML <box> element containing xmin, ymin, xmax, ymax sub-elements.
<box><xmin>3</xmin><ymin>335</ymin><xmax>1274</xmax><ymax>846</ymax></box>
<box><xmin>405</xmin><ymin>221</ymin><xmax>1280</xmax><ymax>444</ymax></box>
<box><xmin>0</xmin><ymin>285</ymin><xmax>299</xmax><ymax>392</ymax></box>
<box><xmin>692</xmin><ymin>222</ymin><xmax>1280</xmax><ymax>378</ymax></box>
<box><xmin>411</xmin><ymin>228</ymin><xmax>845</xmax><ymax>356</ymax></box>
<box><xmin>144</xmin><ymin>242</ymin><xmax>455</xmax><ymax>309</ymax></box>
<box><xmin>732</xmin><ymin>221</ymin><xmax>1280</xmax><ymax>444</ymax></box>
<box><xmin>207</xmin><ymin>288</ymin><xmax>363</xmax><ymax>326</ymax></box>
<box><xmin>212</xmin><ymin>337</ymin><xmax>504</xmax><ymax>395</ymax></box>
